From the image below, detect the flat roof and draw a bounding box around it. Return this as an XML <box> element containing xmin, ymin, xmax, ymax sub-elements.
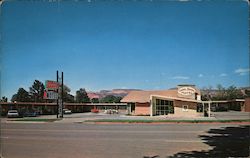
<box><xmin>0</xmin><ymin>102</ymin><xmax>127</xmax><ymax>106</ymax></box>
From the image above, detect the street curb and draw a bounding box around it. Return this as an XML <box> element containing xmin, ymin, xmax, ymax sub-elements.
<box><xmin>91</xmin><ymin>121</ymin><xmax>250</xmax><ymax>125</ymax></box>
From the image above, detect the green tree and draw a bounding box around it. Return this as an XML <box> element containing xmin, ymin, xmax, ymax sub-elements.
<box><xmin>49</xmin><ymin>84</ymin><xmax>74</xmax><ymax>103</ymax></box>
<box><xmin>91</xmin><ymin>98</ymin><xmax>99</xmax><ymax>103</ymax></box>
<box><xmin>226</xmin><ymin>86</ymin><xmax>244</xmax><ymax>100</ymax></box>
<box><xmin>29</xmin><ymin>80</ymin><xmax>45</xmax><ymax>102</ymax></box>
<box><xmin>0</xmin><ymin>96</ymin><xmax>8</xmax><ymax>102</ymax></box>
<box><xmin>245</xmin><ymin>89</ymin><xmax>250</xmax><ymax>97</ymax></box>
<box><xmin>11</xmin><ymin>94</ymin><xmax>17</xmax><ymax>102</ymax></box>
<box><xmin>213</xmin><ymin>84</ymin><xmax>226</xmax><ymax>100</ymax></box>
<box><xmin>75</xmin><ymin>88</ymin><xmax>90</xmax><ymax>103</ymax></box>
<box><xmin>60</xmin><ymin>85</ymin><xmax>74</xmax><ymax>103</ymax></box>
<box><xmin>201</xmin><ymin>86</ymin><xmax>213</xmax><ymax>101</ymax></box>
<box><xmin>11</xmin><ymin>88</ymin><xmax>31</xmax><ymax>102</ymax></box>
<box><xmin>64</xmin><ymin>93</ymin><xmax>75</xmax><ymax>103</ymax></box>
<box><xmin>100</xmin><ymin>95</ymin><xmax>122</xmax><ymax>103</ymax></box>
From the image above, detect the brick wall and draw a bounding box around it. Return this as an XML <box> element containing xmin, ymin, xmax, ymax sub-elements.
<box><xmin>172</xmin><ymin>100</ymin><xmax>200</xmax><ymax>117</ymax></box>
<box><xmin>174</xmin><ymin>100</ymin><xmax>197</xmax><ymax>110</ymax></box>
<box><xmin>135</xmin><ymin>102</ymin><xmax>150</xmax><ymax>115</ymax></box>
<box><xmin>245</xmin><ymin>98</ymin><xmax>250</xmax><ymax>112</ymax></box>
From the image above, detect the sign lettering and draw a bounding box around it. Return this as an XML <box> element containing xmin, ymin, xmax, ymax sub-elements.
<box><xmin>178</xmin><ymin>87</ymin><xmax>196</xmax><ymax>96</ymax></box>
<box><xmin>45</xmin><ymin>80</ymin><xmax>59</xmax><ymax>90</ymax></box>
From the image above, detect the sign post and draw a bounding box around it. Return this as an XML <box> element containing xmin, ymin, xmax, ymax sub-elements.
<box><xmin>44</xmin><ymin>71</ymin><xmax>64</xmax><ymax>118</ymax></box>
<box><xmin>58</xmin><ymin>71</ymin><xmax>64</xmax><ymax>118</ymax></box>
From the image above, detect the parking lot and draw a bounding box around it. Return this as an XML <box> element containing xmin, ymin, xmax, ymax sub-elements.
<box><xmin>2</xmin><ymin>111</ymin><xmax>250</xmax><ymax>124</ymax></box>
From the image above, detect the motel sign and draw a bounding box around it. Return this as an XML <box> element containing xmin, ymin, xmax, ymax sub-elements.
<box><xmin>45</xmin><ymin>80</ymin><xmax>59</xmax><ymax>90</ymax></box>
<box><xmin>44</xmin><ymin>71</ymin><xmax>64</xmax><ymax>118</ymax></box>
<box><xmin>44</xmin><ymin>91</ymin><xmax>59</xmax><ymax>100</ymax></box>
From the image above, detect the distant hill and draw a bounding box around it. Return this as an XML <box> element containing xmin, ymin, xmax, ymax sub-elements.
<box><xmin>87</xmin><ymin>87</ymin><xmax>250</xmax><ymax>99</ymax></box>
<box><xmin>87</xmin><ymin>89</ymin><xmax>141</xmax><ymax>99</ymax></box>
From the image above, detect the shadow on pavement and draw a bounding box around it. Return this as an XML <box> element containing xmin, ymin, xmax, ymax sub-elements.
<box><xmin>168</xmin><ymin>125</ymin><xmax>250</xmax><ymax>158</ymax></box>
<box><xmin>143</xmin><ymin>155</ymin><xmax>159</xmax><ymax>158</ymax></box>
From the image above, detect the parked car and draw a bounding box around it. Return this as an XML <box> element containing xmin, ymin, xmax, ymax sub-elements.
<box><xmin>7</xmin><ymin>110</ymin><xmax>20</xmax><ymax>118</ymax></box>
<box><xmin>63</xmin><ymin>109</ymin><xmax>72</xmax><ymax>114</ymax></box>
<box><xmin>104</xmin><ymin>109</ymin><xmax>118</xmax><ymax>114</ymax></box>
<box><xmin>23</xmin><ymin>111</ymin><xmax>38</xmax><ymax>117</ymax></box>
<box><xmin>91</xmin><ymin>108</ymin><xmax>99</xmax><ymax>113</ymax></box>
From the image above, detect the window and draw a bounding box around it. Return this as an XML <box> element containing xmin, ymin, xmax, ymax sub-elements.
<box><xmin>156</xmin><ymin>99</ymin><xmax>160</xmax><ymax>105</ymax></box>
<box><xmin>182</xmin><ymin>105</ymin><xmax>188</xmax><ymax>111</ymax></box>
<box><xmin>155</xmin><ymin>99</ymin><xmax>174</xmax><ymax>115</ymax></box>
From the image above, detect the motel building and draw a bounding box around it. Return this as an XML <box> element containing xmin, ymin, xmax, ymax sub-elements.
<box><xmin>0</xmin><ymin>85</ymin><xmax>248</xmax><ymax>117</ymax></box>
<box><xmin>121</xmin><ymin>84</ymin><xmax>247</xmax><ymax>117</ymax></box>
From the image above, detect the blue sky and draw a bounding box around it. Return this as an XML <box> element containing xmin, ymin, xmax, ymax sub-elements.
<box><xmin>1</xmin><ymin>1</ymin><xmax>249</xmax><ymax>99</ymax></box>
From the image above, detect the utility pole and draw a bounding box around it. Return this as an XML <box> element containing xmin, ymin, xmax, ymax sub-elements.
<box><xmin>61</xmin><ymin>72</ymin><xmax>64</xmax><ymax>118</ymax></box>
<box><xmin>56</xmin><ymin>71</ymin><xmax>59</xmax><ymax>118</ymax></box>
<box><xmin>57</xmin><ymin>71</ymin><xmax>64</xmax><ymax>118</ymax></box>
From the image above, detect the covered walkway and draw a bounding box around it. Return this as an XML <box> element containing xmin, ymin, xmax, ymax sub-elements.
<box><xmin>0</xmin><ymin>102</ymin><xmax>127</xmax><ymax>115</ymax></box>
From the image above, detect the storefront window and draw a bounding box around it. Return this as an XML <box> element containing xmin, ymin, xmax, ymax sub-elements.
<box><xmin>155</xmin><ymin>99</ymin><xmax>174</xmax><ymax>115</ymax></box>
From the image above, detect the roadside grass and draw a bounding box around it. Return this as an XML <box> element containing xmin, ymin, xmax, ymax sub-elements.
<box><xmin>8</xmin><ymin>118</ymin><xmax>61</xmax><ymax>122</ymax></box>
<box><xmin>85</xmin><ymin>119</ymin><xmax>250</xmax><ymax>123</ymax></box>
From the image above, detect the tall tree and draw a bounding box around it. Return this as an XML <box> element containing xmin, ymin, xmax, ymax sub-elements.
<box><xmin>64</xmin><ymin>93</ymin><xmax>75</xmax><ymax>103</ymax></box>
<box><xmin>91</xmin><ymin>98</ymin><xmax>99</xmax><ymax>103</ymax></box>
<box><xmin>245</xmin><ymin>89</ymin><xmax>250</xmax><ymax>97</ymax></box>
<box><xmin>226</xmin><ymin>86</ymin><xmax>244</xmax><ymax>100</ymax></box>
<box><xmin>11</xmin><ymin>94</ymin><xmax>17</xmax><ymax>102</ymax></box>
<box><xmin>201</xmin><ymin>86</ymin><xmax>213</xmax><ymax>101</ymax></box>
<box><xmin>61</xmin><ymin>85</ymin><xmax>75</xmax><ymax>103</ymax></box>
<box><xmin>213</xmin><ymin>84</ymin><xmax>226</xmax><ymax>100</ymax></box>
<box><xmin>0</xmin><ymin>96</ymin><xmax>8</xmax><ymax>102</ymax></box>
<box><xmin>29</xmin><ymin>80</ymin><xmax>45</xmax><ymax>102</ymax></box>
<box><xmin>75</xmin><ymin>88</ymin><xmax>90</xmax><ymax>103</ymax></box>
<box><xmin>100</xmin><ymin>95</ymin><xmax>122</xmax><ymax>103</ymax></box>
<box><xmin>11</xmin><ymin>88</ymin><xmax>31</xmax><ymax>102</ymax></box>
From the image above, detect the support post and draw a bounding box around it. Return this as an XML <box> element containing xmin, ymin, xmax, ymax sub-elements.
<box><xmin>208</xmin><ymin>102</ymin><xmax>211</xmax><ymax>117</ymax></box>
<box><xmin>202</xmin><ymin>102</ymin><xmax>204</xmax><ymax>115</ymax></box>
<box><xmin>56</xmin><ymin>71</ymin><xmax>59</xmax><ymax>118</ymax></box>
<box><xmin>150</xmin><ymin>96</ymin><xmax>153</xmax><ymax>117</ymax></box>
<box><xmin>61</xmin><ymin>72</ymin><xmax>64</xmax><ymax>118</ymax></box>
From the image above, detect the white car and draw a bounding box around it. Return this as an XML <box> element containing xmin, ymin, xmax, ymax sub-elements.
<box><xmin>63</xmin><ymin>109</ymin><xmax>72</xmax><ymax>114</ymax></box>
<box><xmin>7</xmin><ymin>110</ymin><xmax>20</xmax><ymax>118</ymax></box>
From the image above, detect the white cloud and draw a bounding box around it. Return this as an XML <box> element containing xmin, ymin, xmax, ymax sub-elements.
<box><xmin>171</xmin><ymin>76</ymin><xmax>190</xmax><ymax>80</ymax></box>
<box><xmin>219</xmin><ymin>73</ymin><xmax>228</xmax><ymax>77</ymax></box>
<box><xmin>198</xmin><ymin>74</ymin><xmax>203</xmax><ymax>78</ymax></box>
<box><xmin>234</xmin><ymin>68</ymin><xmax>250</xmax><ymax>76</ymax></box>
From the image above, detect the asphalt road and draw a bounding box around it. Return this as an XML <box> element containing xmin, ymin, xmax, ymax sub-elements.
<box><xmin>1</xmin><ymin>123</ymin><xmax>249</xmax><ymax>158</ymax></box>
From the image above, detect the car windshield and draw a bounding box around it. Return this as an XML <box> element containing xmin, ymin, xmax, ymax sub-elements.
<box><xmin>9</xmin><ymin>111</ymin><xmax>18</xmax><ymax>113</ymax></box>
